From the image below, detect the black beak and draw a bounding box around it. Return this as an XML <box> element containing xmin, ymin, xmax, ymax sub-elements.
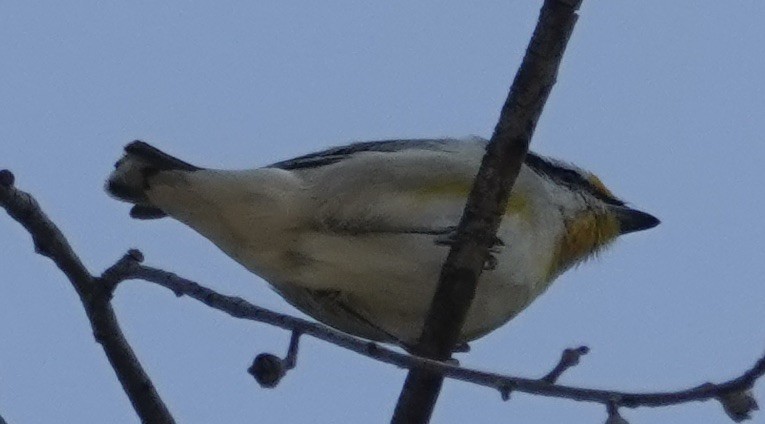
<box><xmin>611</xmin><ymin>206</ymin><xmax>660</xmax><ymax>235</ymax></box>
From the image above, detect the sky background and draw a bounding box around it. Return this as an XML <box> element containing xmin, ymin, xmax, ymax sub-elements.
<box><xmin>1</xmin><ymin>1</ymin><xmax>764</xmax><ymax>423</ymax></box>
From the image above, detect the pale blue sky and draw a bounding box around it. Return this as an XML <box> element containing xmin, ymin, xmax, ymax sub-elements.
<box><xmin>1</xmin><ymin>2</ymin><xmax>763</xmax><ymax>423</ymax></box>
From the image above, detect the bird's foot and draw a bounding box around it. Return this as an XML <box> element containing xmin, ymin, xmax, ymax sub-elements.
<box><xmin>434</xmin><ymin>226</ymin><xmax>504</xmax><ymax>270</ymax></box>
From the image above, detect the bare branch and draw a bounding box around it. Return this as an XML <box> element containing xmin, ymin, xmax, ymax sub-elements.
<box><xmin>392</xmin><ymin>0</ymin><xmax>584</xmax><ymax>422</ymax></box>
<box><xmin>0</xmin><ymin>172</ymin><xmax>176</xmax><ymax>424</ymax></box>
<box><xmin>111</xmin><ymin>255</ymin><xmax>765</xmax><ymax>415</ymax></box>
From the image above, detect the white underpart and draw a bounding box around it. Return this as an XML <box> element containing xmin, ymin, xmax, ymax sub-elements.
<box><xmin>132</xmin><ymin>140</ymin><xmax>587</xmax><ymax>344</ymax></box>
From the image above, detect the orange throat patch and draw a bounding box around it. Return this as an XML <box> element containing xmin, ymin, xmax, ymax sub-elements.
<box><xmin>548</xmin><ymin>210</ymin><xmax>620</xmax><ymax>279</ymax></box>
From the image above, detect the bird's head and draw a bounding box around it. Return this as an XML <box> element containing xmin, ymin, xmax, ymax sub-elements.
<box><xmin>525</xmin><ymin>153</ymin><xmax>660</xmax><ymax>278</ymax></box>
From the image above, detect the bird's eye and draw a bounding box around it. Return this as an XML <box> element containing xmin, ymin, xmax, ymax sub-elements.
<box><xmin>558</xmin><ymin>169</ymin><xmax>580</xmax><ymax>185</ymax></box>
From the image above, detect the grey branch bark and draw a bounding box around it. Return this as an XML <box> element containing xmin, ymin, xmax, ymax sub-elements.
<box><xmin>391</xmin><ymin>1</ymin><xmax>584</xmax><ymax>422</ymax></box>
<box><xmin>0</xmin><ymin>171</ymin><xmax>176</xmax><ymax>424</ymax></box>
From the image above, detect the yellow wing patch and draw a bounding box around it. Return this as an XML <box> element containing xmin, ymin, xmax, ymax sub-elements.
<box><xmin>414</xmin><ymin>181</ymin><xmax>530</xmax><ymax>218</ymax></box>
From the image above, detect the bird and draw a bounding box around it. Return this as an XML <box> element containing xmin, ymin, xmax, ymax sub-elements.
<box><xmin>106</xmin><ymin>137</ymin><xmax>659</xmax><ymax>351</ymax></box>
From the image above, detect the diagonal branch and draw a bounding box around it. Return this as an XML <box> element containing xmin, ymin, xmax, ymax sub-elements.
<box><xmin>391</xmin><ymin>1</ymin><xmax>584</xmax><ymax>422</ymax></box>
<box><xmin>0</xmin><ymin>171</ymin><xmax>176</xmax><ymax>424</ymax></box>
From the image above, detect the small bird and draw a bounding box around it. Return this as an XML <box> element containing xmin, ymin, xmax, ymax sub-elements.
<box><xmin>106</xmin><ymin>137</ymin><xmax>658</xmax><ymax>350</ymax></box>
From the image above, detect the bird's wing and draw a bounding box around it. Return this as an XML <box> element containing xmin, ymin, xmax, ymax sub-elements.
<box><xmin>272</xmin><ymin>138</ymin><xmax>488</xmax><ymax>236</ymax></box>
<box><xmin>268</xmin><ymin>138</ymin><xmax>473</xmax><ymax>171</ymax></box>
<box><xmin>270</xmin><ymin>284</ymin><xmax>403</xmax><ymax>345</ymax></box>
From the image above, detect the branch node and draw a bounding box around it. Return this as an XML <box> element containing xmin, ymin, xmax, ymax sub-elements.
<box><xmin>33</xmin><ymin>238</ymin><xmax>52</xmax><ymax>256</ymax></box>
<box><xmin>541</xmin><ymin>345</ymin><xmax>590</xmax><ymax>383</ymax></box>
<box><xmin>717</xmin><ymin>389</ymin><xmax>759</xmax><ymax>422</ymax></box>
<box><xmin>604</xmin><ymin>399</ymin><xmax>629</xmax><ymax>424</ymax></box>
<box><xmin>248</xmin><ymin>353</ymin><xmax>286</xmax><ymax>389</ymax></box>
<box><xmin>248</xmin><ymin>331</ymin><xmax>302</xmax><ymax>389</ymax></box>
<box><xmin>0</xmin><ymin>169</ymin><xmax>15</xmax><ymax>188</ymax></box>
<box><xmin>498</xmin><ymin>382</ymin><xmax>515</xmax><ymax>401</ymax></box>
<box><xmin>127</xmin><ymin>248</ymin><xmax>145</xmax><ymax>263</ymax></box>
<box><xmin>100</xmin><ymin>249</ymin><xmax>147</xmax><ymax>294</ymax></box>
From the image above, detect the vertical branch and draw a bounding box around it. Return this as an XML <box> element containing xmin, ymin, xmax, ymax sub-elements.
<box><xmin>0</xmin><ymin>173</ymin><xmax>176</xmax><ymax>424</ymax></box>
<box><xmin>391</xmin><ymin>1</ymin><xmax>584</xmax><ymax>422</ymax></box>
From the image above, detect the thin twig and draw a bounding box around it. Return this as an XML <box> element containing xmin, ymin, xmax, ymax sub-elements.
<box><xmin>392</xmin><ymin>1</ymin><xmax>584</xmax><ymax>422</ymax></box>
<box><xmin>541</xmin><ymin>346</ymin><xmax>590</xmax><ymax>384</ymax></box>
<box><xmin>283</xmin><ymin>331</ymin><xmax>302</xmax><ymax>370</ymax></box>
<box><xmin>0</xmin><ymin>173</ymin><xmax>176</xmax><ymax>424</ymax></box>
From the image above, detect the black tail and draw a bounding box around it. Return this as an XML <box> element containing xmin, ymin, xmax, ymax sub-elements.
<box><xmin>123</xmin><ymin>141</ymin><xmax>201</xmax><ymax>172</ymax></box>
<box><xmin>107</xmin><ymin>140</ymin><xmax>201</xmax><ymax>220</ymax></box>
